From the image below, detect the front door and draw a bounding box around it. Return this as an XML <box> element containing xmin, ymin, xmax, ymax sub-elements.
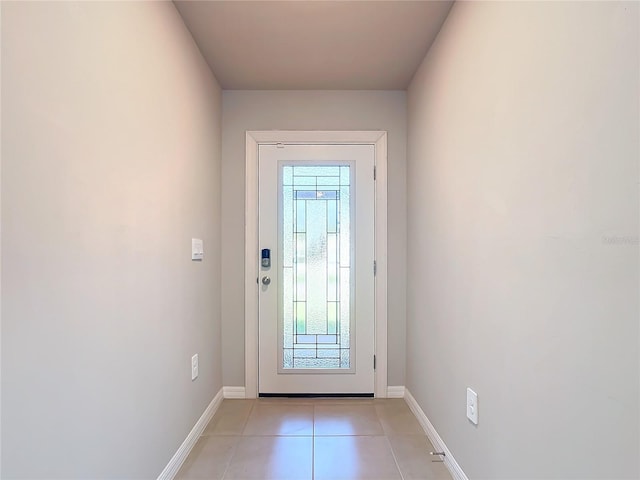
<box><xmin>258</xmin><ymin>144</ymin><xmax>375</xmax><ymax>395</ymax></box>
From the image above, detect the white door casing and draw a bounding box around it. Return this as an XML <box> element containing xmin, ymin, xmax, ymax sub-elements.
<box><xmin>245</xmin><ymin>131</ymin><xmax>388</xmax><ymax>398</ymax></box>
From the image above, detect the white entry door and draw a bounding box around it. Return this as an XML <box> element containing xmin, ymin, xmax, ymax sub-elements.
<box><xmin>258</xmin><ymin>144</ymin><xmax>375</xmax><ymax>395</ymax></box>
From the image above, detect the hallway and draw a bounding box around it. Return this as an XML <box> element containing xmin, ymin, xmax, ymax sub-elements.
<box><xmin>2</xmin><ymin>1</ymin><xmax>638</xmax><ymax>478</ymax></box>
<box><xmin>177</xmin><ymin>398</ymin><xmax>451</xmax><ymax>480</ymax></box>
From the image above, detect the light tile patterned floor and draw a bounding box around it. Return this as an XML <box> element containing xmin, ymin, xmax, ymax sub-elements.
<box><xmin>177</xmin><ymin>398</ymin><xmax>452</xmax><ymax>480</ymax></box>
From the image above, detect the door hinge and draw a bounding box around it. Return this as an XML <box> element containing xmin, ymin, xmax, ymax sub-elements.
<box><xmin>374</xmin><ymin>166</ymin><xmax>377</xmax><ymax>180</ymax></box>
<box><xmin>374</xmin><ymin>260</ymin><xmax>377</xmax><ymax>276</ymax></box>
<box><xmin>374</xmin><ymin>355</ymin><xmax>377</xmax><ymax>370</ymax></box>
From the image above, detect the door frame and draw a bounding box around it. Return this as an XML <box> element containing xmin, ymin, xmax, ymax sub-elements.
<box><xmin>244</xmin><ymin>131</ymin><xmax>388</xmax><ymax>398</ymax></box>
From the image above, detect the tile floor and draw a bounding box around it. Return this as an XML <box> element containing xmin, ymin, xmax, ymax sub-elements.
<box><xmin>177</xmin><ymin>397</ymin><xmax>452</xmax><ymax>480</ymax></box>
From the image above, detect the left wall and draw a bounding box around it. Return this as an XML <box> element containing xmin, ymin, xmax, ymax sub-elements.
<box><xmin>1</xmin><ymin>2</ymin><xmax>222</xmax><ymax>477</ymax></box>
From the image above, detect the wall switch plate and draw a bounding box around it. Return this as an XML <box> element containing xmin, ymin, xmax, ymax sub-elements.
<box><xmin>467</xmin><ymin>387</ymin><xmax>478</xmax><ymax>425</ymax></box>
<box><xmin>192</xmin><ymin>238</ymin><xmax>204</xmax><ymax>261</ymax></box>
<box><xmin>191</xmin><ymin>354</ymin><xmax>199</xmax><ymax>381</ymax></box>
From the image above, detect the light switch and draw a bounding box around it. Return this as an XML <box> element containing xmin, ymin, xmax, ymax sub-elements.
<box><xmin>192</xmin><ymin>238</ymin><xmax>204</xmax><ymax>261</ymax></box>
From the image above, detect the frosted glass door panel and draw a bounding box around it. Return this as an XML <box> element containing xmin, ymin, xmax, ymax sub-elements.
<box><xmin>281</xmin><ymin>165</ymin><xmax>352</xmax><ymax>370</ymax></box>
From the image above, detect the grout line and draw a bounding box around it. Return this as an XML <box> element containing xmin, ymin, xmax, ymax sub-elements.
<box><xmin>239</xmin><ymin>398</ymin><xmax>256</xmax><ymax>436</ymax></box>
<box><xmin>384</xmin><ymin>434</ymin><xmax>406</xmax><ymax>480</ymax></box>
<box><xmin>237</xmin><ymin>434</ymin><xmax>314</xmax><ymax>437</ymax></box>
<box><xmin>221</xmin><ymin>399</ymin><xmax>256</xmax><ymax>480</ymax></box>
<box><xmin>375</xmin><ymin>404</ymin><xmax>406</xmax><ymax>480</ymax></box>
<box><xmin>312</xmin><ymin>403</ymin><xmax>316</xmax><ymax>480</ymax></box>
<box><xmin>219</xmin><ymin>435</ymin><xmax>241</xmax><ymax>480</ymax></box>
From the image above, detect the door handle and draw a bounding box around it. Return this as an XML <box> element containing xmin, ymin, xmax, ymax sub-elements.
<box><xmin>261</xmin><ymin>276</ymin><xmax>271</xmax><ymax>286</ymax></box>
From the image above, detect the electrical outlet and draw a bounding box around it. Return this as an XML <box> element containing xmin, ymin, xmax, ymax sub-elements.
<box><xmin>466</xmin><ymin>387</ymin><xmax>478</xmax><ymax>425</ymax></box>
<box><xmin>191</xmin><ymin>354</ymin><xmax>199</xmax><ymax>381</ymax></box>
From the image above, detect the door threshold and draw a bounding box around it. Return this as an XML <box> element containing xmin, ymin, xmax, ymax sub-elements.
<box><xmin>259</xmin><ymin>393</ymin><xmax>374</xmax><ymax>398</ymax></box>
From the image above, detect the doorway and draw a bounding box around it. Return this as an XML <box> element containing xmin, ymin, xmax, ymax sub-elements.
<box><xmin>245</xmin><ymin>131</ymin><xmax>388</xmax><ymax>397</ymax></box>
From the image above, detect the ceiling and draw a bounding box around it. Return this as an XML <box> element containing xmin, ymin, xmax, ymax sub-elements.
<box><xmin>174</xmin><ymin>1</ymin><xmax>454</xmax><ymax>90</ymax></box>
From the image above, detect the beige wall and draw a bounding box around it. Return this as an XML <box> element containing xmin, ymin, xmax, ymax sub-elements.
<box><xmin>406</xmin><ymin>1</ymin><xmax>639</xmax><ymax>478</ymax></box>
<box><xmin>1</xmin><ymin>2</ymin><xmax>222</xmax><ymax>477</ymax></box>
<box><xmin>221</xmin><ymin>90</ymin><xmax>407</xmax><ymax>388</ymax></box>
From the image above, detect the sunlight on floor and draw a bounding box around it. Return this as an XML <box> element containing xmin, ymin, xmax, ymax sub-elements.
<box><xmin>177</xmin><ymin>397</ymin><xmax>452</xmax><ymax>480</ymax></box>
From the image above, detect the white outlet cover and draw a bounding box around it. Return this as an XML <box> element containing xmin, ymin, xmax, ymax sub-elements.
<box><xmin>191</xmin><ymin>354</ymin><xmax>199</xmax><ymax>381</ymax></box>
<box><xmin>192</xmin><ymin>238</ymin><xmax>204</xmax><ymax>261</ymax></box>
<box><xmin>467</xmin><ymin>387</ymin><xmax>478</xmax><ymax>425</ymax></box>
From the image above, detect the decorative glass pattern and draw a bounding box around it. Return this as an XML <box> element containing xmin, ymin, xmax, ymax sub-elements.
<box><xmin>282</xmin><ymin>165</ymin><xmax>351</xmax><ymax>369</ymax></box>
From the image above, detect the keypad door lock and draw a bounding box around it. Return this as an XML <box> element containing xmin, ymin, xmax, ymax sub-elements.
<box><xmin>261</xmin><ymin>248</ymin><xmax>271</xmax><ymax>268</ymax></box>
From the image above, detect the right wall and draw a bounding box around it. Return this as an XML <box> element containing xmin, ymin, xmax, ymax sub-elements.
<box><xmin>406</xmin><ymin>2</ymin><xmax>639</xmax><ymax>478</ymax></box>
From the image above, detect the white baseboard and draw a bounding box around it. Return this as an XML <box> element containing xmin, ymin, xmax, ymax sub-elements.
<box><xmin>404</xmin><ymin>389</ymin><xmax>468</xmax><ymax>480</ymax></box>
<box><xmin>223</xmin><ymin>386</ymin><xmax>246</xmax><ymax>398</ymax></box>
<box><xmin>157</xmin><ymin>387</ymin><xmax>224</xmax><ymax>480</ymax></box>
<box><xmin>386</xmin><ymin>386</ymin><xmax>405</xmax><ymax>398</ymax></box>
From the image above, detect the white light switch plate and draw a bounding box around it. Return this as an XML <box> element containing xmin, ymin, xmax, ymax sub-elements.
<box><xmin>467</xmin><ymin>387</ymin><xmax>478</xmax><ymax>425</ymax></box>
<box><xmin>192</xmin><ymin>238</ymin><xmax>204</xmax><ymax>261</ymax></box>
<box><xmin>191</xmin><ymin>354</ymin><xmax>199</xmax><ymax>381</ymax></box>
